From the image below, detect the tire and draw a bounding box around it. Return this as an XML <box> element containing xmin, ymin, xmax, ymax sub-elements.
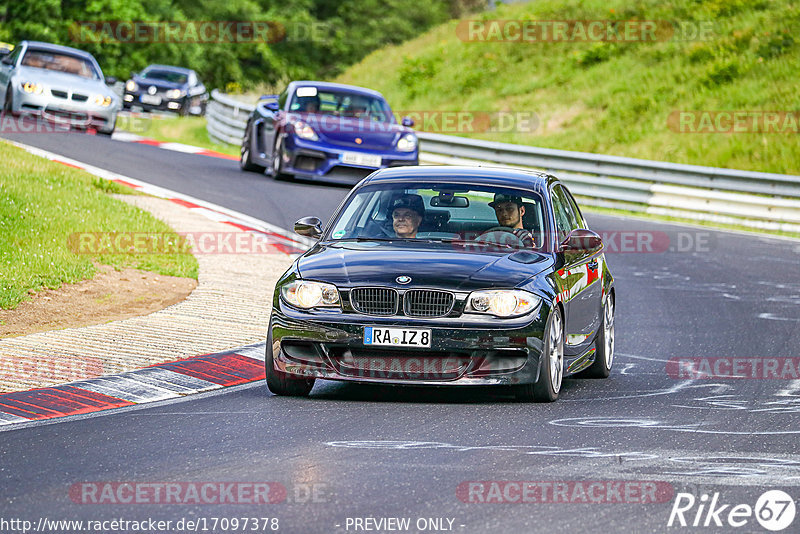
<box><xmin>265</xmin><ymin>325</ymin><xmax>315</xmax><ymax>397</ymax></box>
<box><xmin>580</xmin><ymin>295</ymin><xmax>615</xmax><ymax>378</ymax></box>
<box><xmin>240</xmin><ymin>123</ymin><xmax>266</xmax><ymax>173</ymax></box>
<box><xmin>3</xmin><ymin>86</ymin><xmax>16</xmax><ymax>117</ymax></box>
<box><xmin>516</xmin><ymin>307</ymin><xmax>564</xmax><ymax>402</ymax></box>
<box><xmin>178</xmin><ymin>98</ymin><xmax>189</xmax><ymax>117</ymax></box>
<box><xmin>269</xmin><ymin>136</ymin><xmax>289</xmax><ymax>179</ymax></box>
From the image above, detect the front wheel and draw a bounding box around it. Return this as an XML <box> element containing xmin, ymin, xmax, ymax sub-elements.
<box><xmin>265</xmin><ymin>326</ymin><xmax>315</xmax><ymax>397</ymax></box>
<box><xmin>240</xmin><ymin>123</ymin><xmax>266</xmax><ymax>173</ymax></box>
<box><xmin>516</xmin><ymin>307</ymin><xmax>564</xmax><ymax>402</ymax></box>
<box><xmin>580</xmin><ymin>296</ymin><xmax>615</xmax><ymax>378</ymax></box>
<box><xmin>3</xmin><ymin>86</ymin><xmax>16</xmax><ymax>117</ymax></box>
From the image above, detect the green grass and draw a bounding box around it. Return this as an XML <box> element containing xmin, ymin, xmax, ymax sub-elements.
<box><xmin>0</xmin><ymin>142</ymin><xmax>198</xmax><ymax>310</ymax></box>
<box><xmin>336</xmin><ymin>0</ymin><xmax>800</xmax><ymax>174</ymax></box>
<box><xmin>119</xmin><ymin>115</ymin><xmax>240</xmax><ymax>157</ymax></box>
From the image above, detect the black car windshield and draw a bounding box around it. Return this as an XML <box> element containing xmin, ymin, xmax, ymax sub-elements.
<box><xmin>21</xmin><ymin>50</ymin><xmax>100</xmax><ymax>79</ymax></box>
<box><xmin>289</xmin><ymin>87</ymin><xmax>394</xmax><ymax>123</ymax></box>
<box><xmin>327</xmin><ymin>182</ymin><xmax>546</xmax><ymax>251</ymax></box>
<box><xmin>141</xmin><ymin>69</ymin><xmax>188</xmax><ymax>84</ymax></box>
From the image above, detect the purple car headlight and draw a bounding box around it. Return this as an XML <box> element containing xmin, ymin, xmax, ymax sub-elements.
<box><xmin>396</xmin><ymin>133</ymin><xmax>417</xmax><ymax>152</ymax></box>
<box><xmin>291</xmin><ymin>120</ymin><xmax>319</xmax><ymax>141</ymax></box>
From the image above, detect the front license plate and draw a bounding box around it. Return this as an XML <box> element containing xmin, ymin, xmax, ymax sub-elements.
<box><xmin>341</xmin><ymin>151</ymin><xmax>382</xmax><ymax>168</ymax></box>
<box><xmin>364</xmin><ymin>327</ymin><xmax>431</xmax><ymax>348</ymax></box>
<box><xmin>140</xmin><ymin>94</ymin><xmax>161</xmax><ymax>105</ymax></box>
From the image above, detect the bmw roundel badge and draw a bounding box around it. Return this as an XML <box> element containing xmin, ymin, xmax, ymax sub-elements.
<box><xmin>396</xmin><ymin>276</ymin><xmax>412</xmax><ymax>284</ymax></box>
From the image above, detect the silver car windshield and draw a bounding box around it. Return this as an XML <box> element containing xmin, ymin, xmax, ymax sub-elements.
<box><xmin>21</xmin><ymin>50</ymin><xmax>100</xmax><ymax>80</ymax></box>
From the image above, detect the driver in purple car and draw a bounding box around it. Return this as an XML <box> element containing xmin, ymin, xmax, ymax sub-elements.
<box><xmin>486</xmin><ymin>193</ymin><xmax>536</xmax><ymax>248</ymax></box>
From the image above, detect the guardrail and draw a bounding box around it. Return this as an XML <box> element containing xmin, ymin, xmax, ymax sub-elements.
<box><xmin>206</xmin><ymin>89</ymin><xmax>255</xmax><ymax>146</ymax></box>
<box><xmin>206</xmin><ymin>91</ymin><xmax>800</xmax><ymax>233</ymax></box>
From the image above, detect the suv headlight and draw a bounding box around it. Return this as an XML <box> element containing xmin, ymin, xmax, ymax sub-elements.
<box><xmin>165</xmin><ymin>88</ymin><xmax>184</xmax><ymax>99</ymax></box>
<box><xmin>465</xmin><ymin>289</ymin><xmax>541</xmax><ymax>318</ymax></box>
<box><xmin>292</xmin><ymin>120</ymin><xmax>319</xmax><ymax>141</ymax></box>
<box><xmin>281</xmin><ymin>280</ymin><xmax>340</xmax><ymax>309</ymax></box>
<box><xmin>125</xmin><ymin>80</ymin><xmax>138</xmax><ymax>92</ymax></box>
<box><xmin>396</xmin><ymin>133</ymin><xmax>417</xmax><ymax>152</ymax></box>
<box><xmin>21</xmin><ymin>82</ymin><xmax>43</xmax><ymax>94</ymax></box>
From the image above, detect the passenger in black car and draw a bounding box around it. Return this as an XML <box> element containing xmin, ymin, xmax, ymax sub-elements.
<box><xmin>390</xmin><ymin>194</ymin><xmax>425</xmax><ymax>239</ymax></box>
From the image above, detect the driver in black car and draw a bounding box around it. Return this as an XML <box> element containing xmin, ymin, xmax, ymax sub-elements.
<box><xmin>390</xmin><ymin>194</ymin><xmax>425</xmax><ymax>239</ymax></box>
<box><xmin>486</xmin><ymin>193</ymin><xmax>536</xmax><ymax>248</ymax></box>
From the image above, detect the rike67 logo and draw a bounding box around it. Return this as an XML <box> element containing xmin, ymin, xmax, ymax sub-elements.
<box><xmin>668</xmin><ymin>490</ymin><xmax>796</xmax><ymax>531</ymax></box>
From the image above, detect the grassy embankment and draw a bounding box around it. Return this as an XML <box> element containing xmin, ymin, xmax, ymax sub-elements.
<box><xmin>336</xmin><ymin>0</ymin><xmax>799</xmax><ymax>175</ymax></box>
<box><xmin>0</xmin><ymin>142</ymin><xmax>198</xmax><ymax>310</ymax></box>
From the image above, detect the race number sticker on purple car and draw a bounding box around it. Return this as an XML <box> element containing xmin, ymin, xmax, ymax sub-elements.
<box><xmin>364</xmin><ymin>327</ymin><xmax>431</xmax><ymax>348</ymax></box>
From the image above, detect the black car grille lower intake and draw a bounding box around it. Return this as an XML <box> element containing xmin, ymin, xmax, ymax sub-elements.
<box><xmin>350</xmin><ymin>287</ymin><xmax>398</xmax><ymax>316</ymax></box>
<box><xmin>404</xmin><ymin>290</ymin><xmax>455</xmax><ymax>317</ymax></box>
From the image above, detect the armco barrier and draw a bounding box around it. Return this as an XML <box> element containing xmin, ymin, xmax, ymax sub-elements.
<box><xmin>206</xmin><ymin>91</ymin><xmax>800</xmax><ymax>233</ymax></box>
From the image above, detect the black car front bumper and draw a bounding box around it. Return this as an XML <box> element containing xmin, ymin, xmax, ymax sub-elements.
<box><xmin>269</xmin><ymin>300</ymin><xmax>550</xmax><ymax>387</ymax></box>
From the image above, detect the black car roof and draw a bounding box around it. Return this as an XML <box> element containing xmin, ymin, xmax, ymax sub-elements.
<box><xmin>362</xmin><ymin>165</ymin><xmax>553</xmax><ymax>195</ymax></box>
<box><xmin>142</xmin><ymin>64</ymin><xmax>193</xmax><ymax>74</ymax></box>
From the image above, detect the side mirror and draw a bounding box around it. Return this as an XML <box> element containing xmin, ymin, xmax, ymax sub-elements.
<box><xmin>265</xmin><ymin>101</ymin><xmax>279</xmax><ymax>112</ymax></box>
<box><xmin>560</xmin><ymin>228</ymin><xmax>603</xmax><ymax>254</ymax></box>
<box><xmin>401</xmin><ymin>116</ymin><xmax>414</xmax><ymax>127</ymax></box>
<box><xmin>105</xmin><ymin>76</ymin><xmax>117</xmax><ymax>85</ymax></box>
<box><xmin>1</xmin><ymin>55</ymin><xmax>14</xmax><ymax>66</ymax></box>
<box><xmin>294</xmin><ymin>216</ymin><xmax>322</xmax><ymax>238</ymax></box>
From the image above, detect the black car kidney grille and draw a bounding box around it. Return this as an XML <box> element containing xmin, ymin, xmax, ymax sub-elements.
<box><xmin>51</xmin><ymin>90</ymin><xmax>68</xmax><ymax>99</ymax></box>
<box><xmin>350</xmin><ymin>287</ymin><xmax>397</xmax><ymax>315</ymax></box>
<box><xmin>404</xmin><ymin>290</ymin><xmax>455</xmax><ymax>317</ymax></box>
<box><xmin>71</xmin><ymin>93</ymin><xmax>88</xmax><ymax>102</ymax></box>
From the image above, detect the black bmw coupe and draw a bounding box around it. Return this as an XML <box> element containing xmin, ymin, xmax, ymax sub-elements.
<box><xmin>267</xmin><ymin>166</ymin><xmax>615</xmax><ymax>401</ymax></box>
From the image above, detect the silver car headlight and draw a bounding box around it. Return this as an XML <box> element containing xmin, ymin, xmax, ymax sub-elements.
<box><xmin>125</xmin><ymin>80</ymin><xmax>138</xmax><ymax>92</ymax></box>
<box><xmin>465</xmin><ymin>289</ymin><xmax>541</xmax><ymax>318</ymax></box>
<box><xmin>281</xmin><ymin>280</ymin><xmax>340</xmax><ymax>309</ymax></box>
<box><xmin>94</xmin><ymin>95</ymin><xmax>113</xmax><ymax>107</ymax></box>
<box><xmin>396</xmin><ymin>133</ymin><xmax>417</xmax><ymax>152</ymax></box>
<box><xmin>165</xmin><ymin>88</ymin><xmax>184</xmax><ymax>99</ymax></box>
<box><xmin>21</xmin><ymin>82</ymin><xmax>44</xmax><ymax>94</ymax></box>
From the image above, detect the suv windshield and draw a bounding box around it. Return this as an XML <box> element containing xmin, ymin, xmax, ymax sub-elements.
<box><xmin>141</xmin><ymin>69</ymin><xmax>188</xmax><ymax>84</ymax></box>
<box><xmin>21</xmin><ymin>50</ymin><xmax>99</xmax><ymax>79</ymax></box>
<box><xmin>327</xmin><ymin>182</ymin><xmax>546</xmax><ymax>251</ymax></box>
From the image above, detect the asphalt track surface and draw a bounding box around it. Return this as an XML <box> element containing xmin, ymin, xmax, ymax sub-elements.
<box><xmin>2</xmin><ymin>132</ymin><xmax>800</xmax><ymax>534</ymax></box>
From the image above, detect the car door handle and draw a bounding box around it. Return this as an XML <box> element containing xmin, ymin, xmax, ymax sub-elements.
<box><xmin>587</xmin><ymin>259</ymin><xmax>598</xmax><ymax>269</ymax></box>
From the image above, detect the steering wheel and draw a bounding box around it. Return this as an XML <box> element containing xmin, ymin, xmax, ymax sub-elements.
<box><xmin>475</xmin><ymin>226</ymin><xmax>525</xmax><ymax>247</ymax></box>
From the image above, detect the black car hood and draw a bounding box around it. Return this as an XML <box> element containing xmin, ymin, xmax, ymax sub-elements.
<box><xmin>296</xmin><ymin>241</ymin><xmax>552</xmax><ymax>291</ymax></box>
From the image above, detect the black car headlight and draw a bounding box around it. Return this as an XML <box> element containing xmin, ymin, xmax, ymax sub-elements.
<box><xmin>125</xmin><ymin>80</ymin><xmax>138</xmax><ymax>92</ymax></box>
<box><xmin>465</xmin><ymin>289</ymin><xmax>541</xmax><ymax>318</ymax></box>
<box><xmin>281</xmin><ymin>280</ymin><xmax>340</xmax><ymax>309</ymax></box>
<box><xmin>165</xmin><ymin>88</ymin><xmax>184</xmax><ymax>99</ymax></box>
